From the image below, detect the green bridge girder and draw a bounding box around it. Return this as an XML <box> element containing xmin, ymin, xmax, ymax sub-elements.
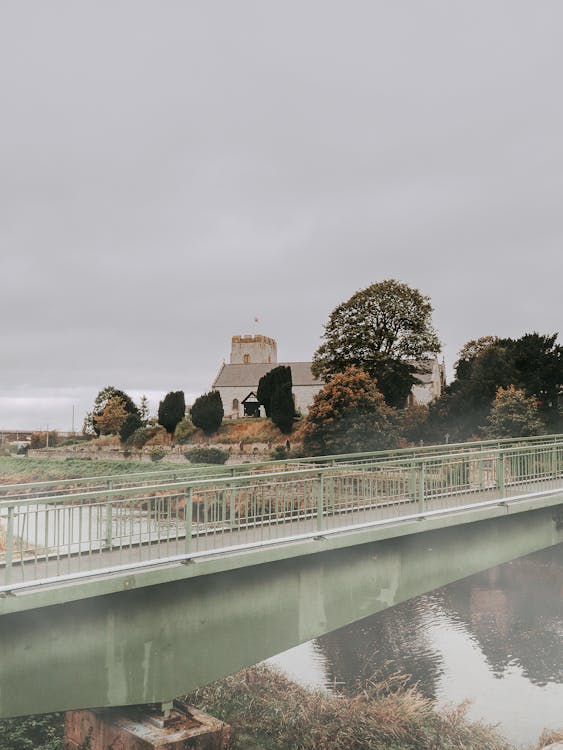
<box><xmin>1</xmin><ymin>491</ymin><xmax>562</xmax><ymax>719</ymax></box>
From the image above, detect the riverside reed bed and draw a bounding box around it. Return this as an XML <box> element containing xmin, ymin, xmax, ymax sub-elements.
<box><xmin>2</xmin><ymin>666</ymin><xmax>561</xmax><ymax>750</ymax></box>
<box><xmin>186</xmin><ymin>666</ymin><xmax>555</xmax><ymax>750</ymax></box>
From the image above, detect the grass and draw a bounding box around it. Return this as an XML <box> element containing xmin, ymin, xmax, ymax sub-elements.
<box><xmin>185</xmin><ymin>666</ymin><xmax>557</xmax><ymax>750</ymax></box>
<box><xmin>0</xmin><ymin>455</ymin><xmax>182</xmax><ymax>486</ymax></box>
<box><xmin>0</xmin><ymin>667</ymin><xmax>561</xmax><ymax>749</ymax></box>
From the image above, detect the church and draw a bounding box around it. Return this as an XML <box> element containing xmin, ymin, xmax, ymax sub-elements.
<box><xmin>212</xmin><ymin>335</ymin><xmax>323</xmax><ymax>418</ymax></box>
<box><xmin>212</xmin><ymin>334</ymin><xmax>446</xmax><ymax>419</ymax></box>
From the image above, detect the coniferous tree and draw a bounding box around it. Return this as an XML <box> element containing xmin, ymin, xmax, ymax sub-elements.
<box><xmin>158</xmin><ymin>391</ymin><xmax>186</xmax><ymax>435</ymax></box>
<box><xmin>258</xmin><ymin>366</ymin><xmax>293</xmax><ymax>417</ymax></box>
<box><xmin>270</xmin><ymin>381</ymin><xmax>296</xmax><ymax>434</ymax></box>
<box><xmin>191</xmin><ymin>391</ymin><xmax>224</xmax><ymax>435</ymax></box>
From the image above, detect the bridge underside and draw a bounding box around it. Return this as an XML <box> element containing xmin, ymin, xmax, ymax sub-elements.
<box><xmin>1</xmin><ymin>500</ymin><xmax>562</xmax><ymax>718</ymax></box>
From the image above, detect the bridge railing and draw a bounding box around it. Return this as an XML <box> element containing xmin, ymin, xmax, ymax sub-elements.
<box><xmin>1</xmin><ymin>440</ymin><xmax>562</xmax><ymax>589</ymax></box>
<box><xmin>1</xmin><ymin>433</ymin><xmax>561</xmax><ymax>502</ymax></box>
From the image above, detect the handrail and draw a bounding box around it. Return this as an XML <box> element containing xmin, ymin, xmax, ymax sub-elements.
<box><xmin>2</xmin><ymin>433</ymin><xmax>561</xmax><ymax>498</ymax></box>
<box><xmin>1</xmin><ymin>439</ymin><xmax>561</xmax><ymax>510</ymax></box>
<box><xmin>1</xmin><ymin>486</ymin><xmax>561</xmax><ymax>596</ymax></box>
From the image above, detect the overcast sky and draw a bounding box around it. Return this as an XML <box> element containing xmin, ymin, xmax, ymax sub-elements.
<box><xmin>1</xmin><ymin>1</ymin><xmax>562</xmax><ymax>431</ymax></box>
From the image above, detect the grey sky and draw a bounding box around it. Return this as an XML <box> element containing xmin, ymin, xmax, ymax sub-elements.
<box><xmin>1</xmin><ymin>1</ymin><xmax>562</xmax><ymax>431</ymax></box>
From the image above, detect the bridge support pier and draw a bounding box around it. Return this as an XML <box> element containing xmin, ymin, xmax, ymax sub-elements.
<box><xmin>64</xmin><ymin>700</ymin><xmax>230</xmax><ymax>750</ymax></box>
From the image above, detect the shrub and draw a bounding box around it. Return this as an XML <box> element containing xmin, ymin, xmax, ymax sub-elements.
<box><xmin>174</xmin><ymin>417</ymin><xmax>197</xmax><ymax>444</ymax></box>
<box><xmin>191</xmin><ymin>391</ymin><xmax>224</xmax><ymax>435</ymax></box>
<box><xmin>270</xmin><ymin>445</ymin><xmax>288</xmax><ymax>461</ymax></box>
<box><xmin>127</xmin><ymin>425</ymin><xmax>168</xmax><ymax>449</ymax></box>
<box><xmin>149</xmin><ymin>448</ymin><xmax>166</xmax><ymax>462</ymax></box>
<box><xmin>184</xmin><ymin>447</ymin><xmax>229</xmax><ymax>465</ymax></box>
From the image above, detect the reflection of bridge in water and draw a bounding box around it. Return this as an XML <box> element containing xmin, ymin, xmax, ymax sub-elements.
<box><xmin>0</xmin><ymin>434</ymin><xmax>562</xmax><ymax>718</ymax></box>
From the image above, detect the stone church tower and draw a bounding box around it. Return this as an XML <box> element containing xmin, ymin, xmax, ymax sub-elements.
<box><xmin>229</xmin><ymin>335</ymin><xmax>278</xmax><ymax>365</ymax></box>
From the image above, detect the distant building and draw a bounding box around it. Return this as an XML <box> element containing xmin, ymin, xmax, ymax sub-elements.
<box><xmin>212</xmin><ymin>335</ymin><xmax>323</xmax><ymax>418</ymax></box>
<box><xmin>212</xmin><ymin>334</ymin><xmax>445</xmax><ymax>418</ymax></box>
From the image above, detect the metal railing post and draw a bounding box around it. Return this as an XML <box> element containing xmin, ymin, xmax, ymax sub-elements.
<box><xmin>496</xmin><ymin>453</ymin><xmax>505</xmax><ymax>498</ymax></box>
<box><xmin>184</xmin><ymin>487</ymin><xmax>193</xmax><ymax>553</ymax></box>
<box><xmin>5</xmin><ymin>506</ymin><xmax>14</xmax><ymax>585</ymax></box>
<box><xmin>317</xmin><ymin>473</ymin><xmax>324</xmax><ymax>531</ymax></box>
<box><xmin>418</xmin><ymin>463</ymin><xmax>425</xmax><ymax>513</ymax></box>
<box><xmin>105</xmin><ymin>480</ymin><xmax>113</xmax><ymax>550</ymax></box>
<box><xmin>229</xmin><ymin>483</ymin><xmax>236</xmax><ymax>529</ymax></box>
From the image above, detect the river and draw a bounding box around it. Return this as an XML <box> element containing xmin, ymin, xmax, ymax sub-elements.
<box><xmin>268</xmin><ymin>544</ymin><xmax>563</xmax><ymax>746</ymax></box>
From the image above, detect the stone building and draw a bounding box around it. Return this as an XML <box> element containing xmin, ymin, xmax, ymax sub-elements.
<box><xmin>212</xmin><ymin>335</ymin><xmax>323</xmax><ymax>418</ymax></box>
<box><xmin>212</xmin><ymin>334</ymin><xmax>445</xmax><ymax>418</ymax></box>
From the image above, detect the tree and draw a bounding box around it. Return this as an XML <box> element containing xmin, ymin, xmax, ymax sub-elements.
<box><xmin>270</xmin><ymin>381</ymin><xmax>296</xmax><ymax>434</ymax></box>
<box><xmin>139</xmin><ymin>395</ymin><xmax>150</xmax><ymax>424</ymax></box>
<box><xmin>91</xmin><ymin>386</ymin><xmax>141</xmax><ymax>437</ymax></box>
<box><xmin>312</xmin><ymin>280</ymin><xmax>440</xmax><ymax>407</ymax></box>
<box><xmin>191</xmin><ymin>391</ymin><xmax>224</xmax><ymax>435</ymax></box>
<box><xmin>424</xmin><ymin>331</ymin><xmax>563</xmax><ymax>441</ymax></box>
<box><xmin>119</xmin><ymin>412</ymin><xmax>143</xmax><ymax>443</ymax></box>
<box><xmin>302</xmin><ymin>366</ymin><xmax>398</xmax><ymax>456</ymax></box>
<box><xmin>257</xmin><ymin>366</ymin><xmax>293</xmax><ymax>417</ymax></box>
<box><xmin>454</xmin><ymin>336</ymin><xmax>499</xmax><ymax>380</ymax></box>
<box><xmin>158</xmin><ymin>391</ymin><xmax>186</xmax><ymax>435</ymax></box>
<box><xmin>485</xmin><ymin>386</ymin><xmax>543</xmax><ymax>438</ymax></box>
<box><xmin>93</xmin><ymin>396</ymin><xmax>128</xmax><ymax>435</ymax></box>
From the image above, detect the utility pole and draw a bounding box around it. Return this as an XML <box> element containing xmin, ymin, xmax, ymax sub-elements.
<box><xmin>72</xmin><ymin>405</ymin><xmax>75</xmax><ymax>435</ymax></box>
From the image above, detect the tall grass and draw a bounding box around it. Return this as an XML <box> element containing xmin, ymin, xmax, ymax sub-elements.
<box><xmin>186</xmin><ymin>666</ymin><xmax>517</xmax><ymax>750</ymax></box>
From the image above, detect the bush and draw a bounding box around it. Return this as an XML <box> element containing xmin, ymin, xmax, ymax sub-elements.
<box><xmin>270</xmin><ymin>445</ymin><xmax>288</xmax><ymax>461</ymax></box>
<box><xmin>184</xmin><ymin>447</ymin><xmax>229</xmax><ymax>465</ymax></box>
<box><xmin>149</xmin><ymin>448</ymin><xmax>166</xmax><ymax>462</ymax></box>
<box><xmin>174</xmin><ymin>417</ymin><xmax>197</xmax><ymax>444</ymax></box>
<box><xmin>127</xmin><ymin>425</ymin><xmax>168</xmax><ymax>449</ymax></box>
<box><xmin>191</xmin><ymin>391</ymin><xmax>224</xmax><ymax>435</ymax></box>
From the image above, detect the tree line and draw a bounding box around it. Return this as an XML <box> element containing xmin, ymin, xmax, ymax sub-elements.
<box><xmin>81</xmin><ymin>278</ymin><xmax>562</xmax><ymax>457</ymax></box>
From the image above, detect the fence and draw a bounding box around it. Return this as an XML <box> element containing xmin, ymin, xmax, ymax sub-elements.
<box><xmin>1</xmin><ymin>438</ymin><xmax>562</xmax><ymax>590</ymax></box>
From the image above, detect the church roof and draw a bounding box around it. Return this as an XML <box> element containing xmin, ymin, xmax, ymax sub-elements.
<box><xmin>213</xmin><ymin>362</ymin><xmax>323</xmax><ymax>388</ymax></box>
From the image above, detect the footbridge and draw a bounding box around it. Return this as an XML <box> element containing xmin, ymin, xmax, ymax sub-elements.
<box><xmin>1</xmin><ymin>435</ymin><xmax>562</xmax><ymax>718</ymax></box>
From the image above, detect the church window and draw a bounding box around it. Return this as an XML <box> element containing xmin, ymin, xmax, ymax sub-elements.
<box><xmin>232</xmin><ymin>399</ymin><xmax>239</xmax><ymax>410</ymax></box>
<box><xmin>243</xmin><ymin>353</ymin><xmax>250</xmax><ymax>364</ymax></box>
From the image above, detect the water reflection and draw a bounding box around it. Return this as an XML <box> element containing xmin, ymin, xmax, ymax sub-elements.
<box><xmin>270</xmin><ymin>544</ymin><xmax>563</xmax><ymax>744</ymax></box>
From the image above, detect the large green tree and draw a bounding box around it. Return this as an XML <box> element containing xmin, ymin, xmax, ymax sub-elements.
<box><xmin>312</xmin><ymin>280</ymin><xmax>441</xmax><ymax>407</ymax></box>
<box><xmin>191</xmin><ymin>391</ymin><xmax>224</xmax><ymax>435</ymax></box>
<box><xmin>424</xmin><ymin>331</ymin><xmax>563</xmax><ymax>441</ymax></box>
<box><xmin>302</xmin><ymin>366</ymin><xmax>398</xmax><ymax>456</ymax></box>
<box><xmin>158</xmin><ymin>390</ymin><xmax>186</xmax><ymax>435</ymax></box>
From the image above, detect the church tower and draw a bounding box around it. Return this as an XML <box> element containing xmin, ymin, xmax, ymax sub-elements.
<box><xmin>230</xmin><ymin>335</ymin><xmax>278</xmax><ymax>365</ymax></box>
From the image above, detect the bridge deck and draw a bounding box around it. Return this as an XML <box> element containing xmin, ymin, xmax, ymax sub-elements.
<box><xmin>4</xmin><ymin>476</ymin><xmax>562</xmax><ymax>590</ymax></box>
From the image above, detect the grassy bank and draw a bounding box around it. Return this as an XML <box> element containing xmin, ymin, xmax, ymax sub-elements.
<box><xmin>0</xmin><ymin>455</ymin><xmax>181</xmax><ymax>486</ymax></box>
<box><xmin>186</xmin><ymin>667</ymin><xmax>514</xmax><ymax>750</ymax></box>
<box><xmin>1</xmin><ymin>667</ymin><xmax>561</xmax><ymax>750</ymax></box>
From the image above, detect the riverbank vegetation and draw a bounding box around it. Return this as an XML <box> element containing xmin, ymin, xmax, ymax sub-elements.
<box><xmin>1</xmin><ymin>666</ymin><xmax>561</xmax><ymax>750</ymax></box>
